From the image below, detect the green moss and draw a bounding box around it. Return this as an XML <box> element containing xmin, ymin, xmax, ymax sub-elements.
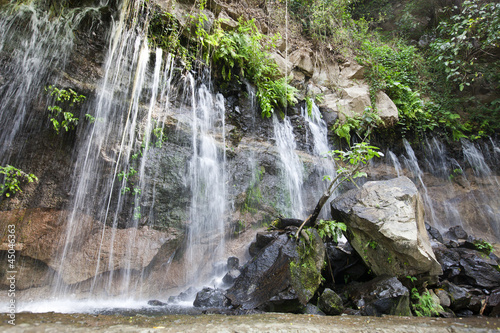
<box><xmin>289</xmin><ymin>229</ymin><xmax>323</xmax><ymax>304</ymax></box>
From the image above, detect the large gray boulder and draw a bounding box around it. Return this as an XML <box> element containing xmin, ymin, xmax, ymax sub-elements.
<box><xmin>331</xmin><ymin>176</ymin><xmax>442</xmax><ymax>279</ymax></box>
<box><xmin>226</xmin><ymin>230</ymin><xmax>325</xmax><ymax>312</ymax></box>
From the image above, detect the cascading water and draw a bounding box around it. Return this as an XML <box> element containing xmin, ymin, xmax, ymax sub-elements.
<box><xmin>186</xmin><ymin>78</ymin><xmax>226</xmax><ymax>286</ymax></box>
<box><xmin>385</xmin><ymin>138</ymin><xmax>500</xmax><ymax>242</ymax></box>
<box><xmin>51</xmin><ymin>0</ymin><xmax>226</xmax><ymax>299</ymax></box>
<box><xmin>0</xmin><ymin>1</ymin><xmax>101</xmax><ymax>164</ymax></box>
<box><xmin>53</xmin><ymin>0</ymin><xmax>165</xmax><ymax>297</ymax></box>
<box><xmin>301</xmin><ymin>101</ymin><xmax>336</xmax><ymax>217</ymax></box>
<box><xmin>273</xmin><ymin>115</ymin><xmax>305</xmax><ymax>218</ymax></box>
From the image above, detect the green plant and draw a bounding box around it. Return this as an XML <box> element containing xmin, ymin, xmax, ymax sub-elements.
<box><xmin>0</xmin><ymin>165</ymin><xmax>38</xmax><ymax>198</ymax></box>
<box><xmin>202</xmin><ymin>19</ymin><xmax>297</xmax><ymax>117</ymax></box>
<box><xmin>333</xmin><ymin>106</ymin><xmax>383</xmax><ymax>144</ymax></box>
<box><xmin>316</xmin><ymin>219</ymin><xmax>346</xmax><ymax>243</ymax></box>
<box><xmin>411</xmin><ymin>288</ymin><xmax>443</xmax><ymax>317</ymax></box>
<box><xmin>45</xmin><ymin>85</ymin><xmax>87</xmax><ymax>134</ymax></box>
<box><xmin>296</xmin><ymin>142</ymin><xmax>383</xmax><ymax>237</ymax></box>
<box><xmin>366</xmin><ymin>240</ymin><xmax>378</xmax><ymax>250</ymax></box>
<box><xmin>429</xmin><ymin>1</ymin><xmax>500</xmax><ymax>92</ymax></box>
<box><xmin>474</xmin><ymin>239</ymin><xmax>493</xmax><ymax>255</ymax></box>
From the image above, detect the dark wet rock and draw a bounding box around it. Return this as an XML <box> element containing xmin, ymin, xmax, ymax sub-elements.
<box><xmin>426</xmin><ymin>223</ymin><xmax>444</xmax><ymax>243</ymax></box>
<box><xmin>455</xmin><ymin>309</ymin><xmax>474</xmax><ymax>317</ymax></box>
<box><xmin>445</xmin><ymin>225</ymin><xmax>468</xmax><ymax>241</ymax></box>
<box><xmin>222</xmin><ymin>269</ymin><xmax>241</xmax><ymax>285</ymax></box>
<box><xmin>248</xmin><ymin>231</ymin><xmax>280</xmax><ymax>257</ymax></box>
<box><xmin>348</xmin><ymin>276</ymin><xmax>412</xmax><ymax>317</ymax></box>
<box><xmin>227</xmin><ymin>256</ymin><xmax>240</xmax><ymax>270</ymax></box>
<box><xmin>442</xmin><ymin>281</ymin><xmax>470</xmax><ymax>311</ymax></box>
<box><xmin>318</xmin><ymin>288</ymin><xmax>344</xmax><ymax>315</ymax></box>
<box><xmin>193</xmin><ymin>287</ymin><xmax>230</xmax><ymax>308</ymax></box>
<box><xmin>148</xmin><ymin>299</ymin><xmax>166</xmax><ymax>306</ymax></box>
<box><xmin>433</xmin><ymin>242</ymin><xmax>500</xmax><ymax>289</ymax></box>
<box><xmin>227</xmin><ymin>230</ymin><xmax>325</xmax><ymax>311</ymax></box>
<box><xmin>303</xmin><ymin>303</ymin><xmax>326</xmax><ymax>316</ymax></box>
<box><xmin>331</xmin><ymin>176</ymin><xmax>442</xmax><ymax>279</ymax></box>
<box><xmin>325</xmin><ymin>241</ymin><xmax>371</xmax><ymax>284</ymax></box>
<box><xmin>458</xmin><ymin>248</ymin><xmax>500</xmax><ymax>288</ymax></box>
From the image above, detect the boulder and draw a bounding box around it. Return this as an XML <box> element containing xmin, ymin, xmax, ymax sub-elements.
<box><xmin>442</xmin><ymin>281</ymin><xmax>471</xmax><ymax>312</ymax></box>
<box><xmin>348</xmin><ymin>276</ymin><xmax>412</xmax><ymax>316</ymax></box>
<box><xmin>217</xmin><ymin>10</ymin><xmax>238</xmax><ymax>30</ymax></box>
<box><xmin>331</xmin><ymin>176</ymin><xmax>442</xmax><ymax>279</ymax></box>
<box><xmin>289</xmin><ymin>48</ymin><xmax>314</xmax><ymax>76</ymax></box>
<box><xmin>433</xmin><ymin>243</ymin><xmax>500</xmax><ymax>289</ymax></box>
<box><xmin>193</xmin><ymin>287</ymin><xmax>230</xmax><ymax>308</ymax></box>
<box><xmin>318</xmin><ymin>288</ymin><xmax>344</xmax><ymax>315</ymax></box>
<box><xmin>226</xmin><ymin>230</ymin><xmax>325</xmax><ymax>311</ymax></box>
<box><xmin>222</xmin><ymin>269</ymin><xmax>241</xmax><ymax>285</ymax></box>
<box><xmin>374</xmin><ymin>91</ymin><xmax>399</xmax><ymax>127</ymax></box>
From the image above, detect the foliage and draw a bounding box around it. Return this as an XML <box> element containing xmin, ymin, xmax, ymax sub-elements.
<box><xmin>45</xmin><ymin>85</ymin><xmax>88</xmax><ymax>134</ymax></box>
<box><xmin>474</xmin><ymin>239</ymin><xmax>493</xmax><ymax>255</ymax></box>
<box><xmin>0</xmin><ymin>165</ymin><xmax>38</xmax><ymax>198</ymax></box>
<box><xmin>288</xmin><ymin>0</ymin><xmax>353</xmax><ymax>43</ymax></box>
<box><xmin>316</xmin><ymin>219</ymin><xmax>346</xmax><ymax>243</ymax></box>
<box><xmin>429</xmin><ymin>1</ymin><xmax>500</xmax><ymax>92</ymax></box>
<box><xmin>296</xmin><ymin>142</ymin><xmax>382</xmax><ymax>238</ymax></box>
<box><xmin>327</xmin><ymin>142</ymin><xmax>383</xmax><ymax>183</ymax></box>
<box><xmin>201</xmin><ymin>19</ymin><xmax>297</xmax><ymax>117</ymax></box>
<box><xmin>333</xmin><ymin>106</ymin><xmax>382</xmax><ymax>144</ymax></box>
<box><xmin>147</xmin><ymin>4</ymin><xmax>192</xmax><ymax>69</ymax></box>
<box><xmin>411</xmin><ymin>288</ymin><xmax>443</xmax><ymax>317</ymax></box>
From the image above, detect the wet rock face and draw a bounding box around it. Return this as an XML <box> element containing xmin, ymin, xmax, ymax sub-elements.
<box><xmin>331</xmin><ymin>176</ymin><xmax>442</xmax><ymax>279</ymax></box>
<box><xmin>193</xmin><ymin>287</ymin><xmax>230</xmax><ymax>308</ymax></box>
<box><xmin>226</xmin><ymin>229</ymin><xmax>325</xmax><ymax>312</ymax></box>
<box><xmin>348</xmin><ymin>276</ymin><xmax>412</xmax><ymax>317</ymax></box>
<box><xmin>0</xmin><ymin>208</ymin><xmax>183</xmax><ymax>285</ymax></box>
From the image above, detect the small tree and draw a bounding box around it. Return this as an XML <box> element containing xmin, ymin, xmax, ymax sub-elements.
<box><xmin>295</xmin><ymin>142</ymin><xmax>383</xmax><ymax>238</ymax></box>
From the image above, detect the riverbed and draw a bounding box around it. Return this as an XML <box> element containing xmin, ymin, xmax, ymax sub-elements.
<box><xmin>1</xmin><ymin>313</ymin><xmax>499</xmax><ymax>332</ymax></box>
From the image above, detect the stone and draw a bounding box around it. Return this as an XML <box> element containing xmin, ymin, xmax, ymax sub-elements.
<box><xmin>227</xmin><ymin>256</ymin><xmax>239</xmax><ymax>270</ymax></box>
<box><xmin>248</xmin><ymin>231</ymin><xmax>279</xmax><ymax>257</ymax></box>
<box><xmin>0</xmin><ymin>208</ymin><xmax>183</xmax><ymax>285</ymax></box>
<box><xmin>331</xmin><ymin>176</ymin><xmax>443</xmax><ymax>279</ymax></box>
<box><xmin>289</xmin><ymin>48</ymin><xmax>314</xmax><ymax>76</ymax></box>
<box><xmin>148</xmin><ymin>300</ymin><xmax>166</xmax><ymax>306</ymax></box>
<box><xmin>318</xmin><ymin>288</ymin><xmax>344</xmax><ymax>315</ymax></box>
<box><xmin>339</xmin><ymin>61</ymin><xmax>365</xmax><ymax>85</ymax></box>
<box><xmin>325</xmin><ymin>242</ymin><xmax>370</xmax><ymax>284</ymax></box>
<box><xmin>374</xmin><ymin>91</ymin><xmax>399</xmax><ymax>127</ymax></box>
<box><xmin>193</xmin><ymin>287</ymin><xmax>230</xmax><ymax>308</ymax></box>
<box><xmin>434</xmin><ymin>288</ymin><xmax>451</xmax><ymax>308</ymax></box>
<box><xmin>443</xmin><ymin>281</ymin><xmax>470</xmax><ymax>311</ymax></box>
<box><xmin>217</xmin><ymin>10</ymin><xmax>238</xmax><ymax>30</ymax></box>
<box><xmin>348</xmin><ymin>276</ymin><xmax>412</xmax><ymax>316</ymax></box>
<box><xmin>445</xmin><ymin>225</ymin><xmax>468</xmax><ymax>241</ymax></box>
<box><xmin>270</xmin><ymin>52</ymin><xmax>292</xmax><ymax>77</ymax></box>
<box><xmin>303</xmin><ymin>303</ymin><xmax>326</xmax><ymax>316</ymax></box>
<box><xmin>222</xmin><ymin>269</ymin><xmax>241</xmax><ymax>285</ymax></box>
<box><xmin>426</xmin><ymin>223</ymin><xmax>444</xmax><ymax>243</ymax></box>
<box><xmin>227</xmin><ymin>230</ymin><xmax>325</xmax><ymax>311</ymax></box>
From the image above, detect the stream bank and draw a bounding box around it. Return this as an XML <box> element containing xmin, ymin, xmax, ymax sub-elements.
<box><xmin>1</xmin><ymin>312</ymin><xmax>500</xmax><ymax>332</ymax></box>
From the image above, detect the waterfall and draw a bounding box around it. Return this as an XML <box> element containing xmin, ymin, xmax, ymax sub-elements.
<box><xmin>186</xmin><ymin>78</ymin><xmax>226</xmax><ymax>286</ymax></box>
<box><xmin>302</xmin><ymin>102</ymin><xmax>336</xmax><ymax>218</ymax></box>
<box><xmin>53</xmin><ymin>0</ymin><xmax>159</xmax><ymax>297</ymax></box>
<box><xmin>385</xmin><ymin>138</ymin><xmax>500</xmax><ymax>242</ymax></box>
<box><xmin>0</xmin><ymin>2</ymin><xmax>101</xmax><ymax>164</ymax></box>
<box><xmin>273</xmin><ymin>115</ymin><xmax>305</xmax><ymax>218</ymax></box>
